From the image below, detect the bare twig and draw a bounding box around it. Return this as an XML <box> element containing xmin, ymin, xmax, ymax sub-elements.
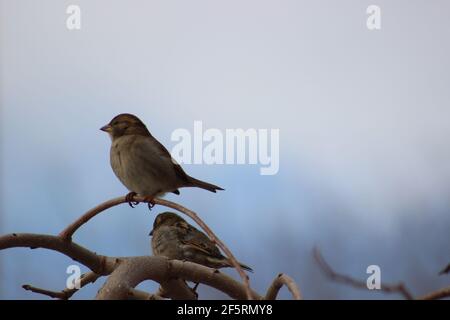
<box><xmin>58</xmin><ymin>197</ymin><xmax>130</xmax><ymax>241</ymax></box>
<box><xmin>58</xmin><ymin>195</ymin><xmax>254</xmax><ymax>299</ymax></box>
<box><xmin>418</xmin><ymin>286</ymin><xmax>450</xmax><ymax>300</ymax></box>
<box><xmin>153</xmin><ymin>198</ymin><xmax>254</xmax><ymax>300</ymax></box>
<box><xmin>22</xmin><ymin>284</ymin><xmax>67</xmax><ymax>299</ymax></box>
<box><xmin>313</xmin><ymin>247</ymin><xmax>414</xmax><ymax>300</ymax></box>
<box><xmin>439</xmin><ymin>263</ymin><xmax>450</xmax><ymax>275</ymax></box>
<box><xmin>22</xmin><ymin>272</ymin><xmax>101</xmax><ymax>299</ymax></box>
<box><xmin>265</xmin><ymin>273</ymin><xmax>302</xmax><ymax>300</ymax></box>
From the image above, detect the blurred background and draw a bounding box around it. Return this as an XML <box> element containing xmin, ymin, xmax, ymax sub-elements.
<box><xmin>1</xmin><ymin>0</ymin><xmax>450</xmax><ymax>299</ymax></box>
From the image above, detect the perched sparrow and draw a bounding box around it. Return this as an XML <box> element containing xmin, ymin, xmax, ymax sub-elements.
<box><xmin>100</xmin><ymin>114</ymin><xmax>223</xmax><ymax>206</ymax></box>
<box><xmin>150</xmin><ymin>212</ymin><xmax>253</xmax><ymax>272</ymax></box>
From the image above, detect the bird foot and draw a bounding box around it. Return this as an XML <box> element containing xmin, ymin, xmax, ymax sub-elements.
<box><xmin>143</xmin><ymin>196</ymin><xmax>156</xmax><ymax>210</ymax></box>
<box><xmin>125</xmin><ymin>192</ymin><xmax>139</xmax><ymax>208</ymax></box>
<box><xmin>191</xmin><ymin>282</ymin><xmax>200</xmax><ymax>298</ymax></box>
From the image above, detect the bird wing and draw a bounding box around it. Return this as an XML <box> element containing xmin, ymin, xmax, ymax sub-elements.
<box><xmin>176</xmin><ymin>222</ymin><xmax>224</xmax><ymax>258</ymax></box>
<box><xmin>149</xmin><ymin>134</ymin><xmax>190</xmax><ymax>184</ymax></box>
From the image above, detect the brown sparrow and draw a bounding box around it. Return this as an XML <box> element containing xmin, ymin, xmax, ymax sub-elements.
<box><xmin>150</xmin><ymin>212</ymin><xmax>253</xmax><ymax>272</ymax></box>
<box><xmin>100</xmin><ymin>114</ymin><xmax>223</xmax><ymax>206</ymax></box>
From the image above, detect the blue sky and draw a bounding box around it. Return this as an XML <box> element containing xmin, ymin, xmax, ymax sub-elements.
<box><xmin>1</xmin><ymin>0</ymin><xmax>450</xmax><ymax>299</ymax></box>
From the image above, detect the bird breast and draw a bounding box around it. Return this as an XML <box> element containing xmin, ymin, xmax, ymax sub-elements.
<box><xmin>151</xmin><ymin>226</ymin><xmax>184</xmax><ymax>260</ymax></box>
<box><xmin>110</xmin><ymin>135</ymin><xmax>178</xmax><ymax>196</ymax></box>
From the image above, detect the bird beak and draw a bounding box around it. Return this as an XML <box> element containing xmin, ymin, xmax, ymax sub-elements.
<box><xmin>149</xmin><ymin>229</ymin><xmax>154</xmax><ymax>236</ymax></box>
<box><xmin>100</xmin><ymin>124</ymin><xmax>112</xmax><ymax>132</ymax></box>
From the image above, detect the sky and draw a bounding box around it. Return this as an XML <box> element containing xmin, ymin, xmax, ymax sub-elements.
<box><xmin>1</xmin><ymin>0</ymin><xmax>450</xmax><ymax>299</ymax></box>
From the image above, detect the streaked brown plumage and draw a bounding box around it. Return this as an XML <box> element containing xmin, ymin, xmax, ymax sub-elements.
<box><xmin>100</xmin><ymin>113</ymin><xmax>223</xmax><ymax>199</ymax></box>
<box><xmin>150</xmin><ymin>212</ymin><xmax>253</xmax><ymax>272</ymax></box>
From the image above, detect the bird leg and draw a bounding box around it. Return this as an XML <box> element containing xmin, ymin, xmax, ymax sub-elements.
<box><xmin>125</xmin><ymin>192</ymin><xmax>139</xmax><ymax>208</ymax></box>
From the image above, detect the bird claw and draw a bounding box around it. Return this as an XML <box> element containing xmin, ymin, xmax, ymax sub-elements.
<box><xmin>191</xmin><ymin>282</ymin><xmax>200</xmax><ymax>298</ymax></box>
<box><xmin>144</xmin><ymin>196</ymin><xmax>156</xmax><ymax>211</ymax></box>
<box><xmin>192</xmin><ymin>282</ymin><xmax>200</xmax><ymax>291</ymax></box>
<box><xmin>125</xmin><ymin>192</ymin><xmax>139</xmax><ymax>208</ymax></box>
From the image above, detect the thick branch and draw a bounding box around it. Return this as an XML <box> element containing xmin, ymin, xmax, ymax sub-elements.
<box><xmin>128</xmin><ymin>288</ymin><xmax>165</xmax><ymax>300</ymax></box>
<box><xmin>1</xmin><ymin>234</ymin><xmax>260</xmax><ymax>300</ymax></box>
<box><xmin>0</xmin><ymin>233</ymin><xmax>118</xmax><ymax>275</ymax></box>
<box><xmin>58</xmin><ymin>195</ymin><xmax>254</xmax><ymax>299</ymax></box>
<box><xmin>96</xmin><ymin>256</ymin><xmax>261</xmax><ymax>300</ymax></box>
<box><xmin>157</xmin><ymin>278</ymin><xmax>198</xmax><ymax>300</ymax></box>
<box><xmin>313</xmin><ymin>247</ymin><xmax>414</xmax><ymax>300</ymax></box>
<box><xmin>265</xmin><ymin>273</ymin><xmax>302</xmax><ymax>300</ymax></box>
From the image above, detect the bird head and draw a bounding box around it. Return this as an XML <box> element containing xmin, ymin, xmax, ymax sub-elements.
<box><xmin>149</xmin><ymin>212</ymin><xmax>186</xmax><ymax>236</ymax></box>
<box><xmin>100</xmin><ymin>113</ymin><xmax>150</xmax><ymax>139</ymax></box>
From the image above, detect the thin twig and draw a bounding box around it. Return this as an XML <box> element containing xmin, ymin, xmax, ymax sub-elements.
<box><xmin>265</xmin><ymin>273</ymin><xmax>302</xmax><ymax>300</ymax></box>
<box><xmin>153</xmin><ymin>198</ymin><xmax>254</xmax><ymax>300</ymax></box>
<box><xmin>313</xmin><ymin>247</ymin><xmax>414</xmax><ymax>300</ymax></box>
<box><xmin>22</xmin><ymin>272</ymin><xmax>101</xmax><ymax>299</ymax></box>
<box><xmin>58</xmin><ymin>197</ymin><xmax>129</xmax><ymax>241</ymax></box>
<box><xmin>58</xmin><ymin>195</ymin><xmax>254</xmax><ymax>300</ymax></box>
<box><xmin>439</xmin><ymin>263</ymin><xmax>450</xmax><ymax>275</ymax></box>
<box><xmin>22</xmin><ymin>285</ymin><xmax>66</xmax><ymax>299</ymax></box>
<box><xmin>418</xmin><ymin>286</ymin><xmax>450</xmax><ymax>300</ymax></box>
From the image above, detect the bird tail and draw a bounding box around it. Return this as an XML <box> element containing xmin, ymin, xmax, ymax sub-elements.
<box><xmin>238</xmin><ymin>262</ymin><xmax>254</xmax><ymax>273</ymax></box>
<box><xmin>187</xmin><ymin>176</ymin><xmax>224</xmax><ymax>193</ymax></box>
<box><xmin>227</xmin><ymin>259</ymin><xmax>254</xmax><ymax>273</ymax></box>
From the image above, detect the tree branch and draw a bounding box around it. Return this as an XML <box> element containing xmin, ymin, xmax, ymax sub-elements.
<box><xmin>22</xmin><ymin>272</ymin><xmax>101</xmax><ymax>299</ymax></box>
<box><xmin>0</xmin><ymin>197</ymin><xmax>301</xmax><ymax>300</ymax></box>
<box><xmin>96</xmin><ymin>256</ymin><xmax>261</xmax><ymax>300</ymax></box>
<box><xmin>58</xmin><ymin>195</ymin><xmax>254</xmax><ymax>299</ymax></box>
<box><xmin>0</xmin><ymin>233</ymin><xmax>118</xmax><ymax>275</ymax></box>
<box><xmin>439</xmin><ymin>263</ymin><xmax>450</xmax><ymax>275</ymax></box>
<box><xmin>313</xmin><ymin>247</ymin><xmax>414</xmax><ymax>300</ymax></box>
<box><xmin>22</xmin><ymin>284</ymin><xmax>67</xmax><ymax>299</ymax></box>
<box><xmin>58</xmin><ymin>197</ymin><xmax>130</xmax><ymax>241</ymax></box>
<box><xmin>153</xmin><ymin>198</ymin><xmax>254</xmax><ymax>300</ymax></box>
<box><xmin>265</xmin><ymin>273</ymin><xmax>302</xmax><ymax>300</ymax></box>
<box><xmin>128</xmin><ymin>288</ymin><xmax>165</xmax><ymax>300</ymax></box>
<box><xmin>418</xmin><ymin>286</ymin><xmax>450</xmax><ymax>300</ymax></box>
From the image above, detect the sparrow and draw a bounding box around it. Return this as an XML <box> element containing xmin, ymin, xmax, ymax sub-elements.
<box><xmin>100</xmin><ymin>114</ymin><xmax>223</xmax><ymax>207</ymax></box>
<box><xmin>150</xmin><ymin>212</ymin><xmax>253</xmax><ymax>272</ymax></box>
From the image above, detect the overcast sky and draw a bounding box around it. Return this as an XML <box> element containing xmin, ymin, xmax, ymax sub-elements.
<box><xmin>1</xmin><ymin>0</ymin><xmax>450</xmax><ymax>299</ymax></box>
